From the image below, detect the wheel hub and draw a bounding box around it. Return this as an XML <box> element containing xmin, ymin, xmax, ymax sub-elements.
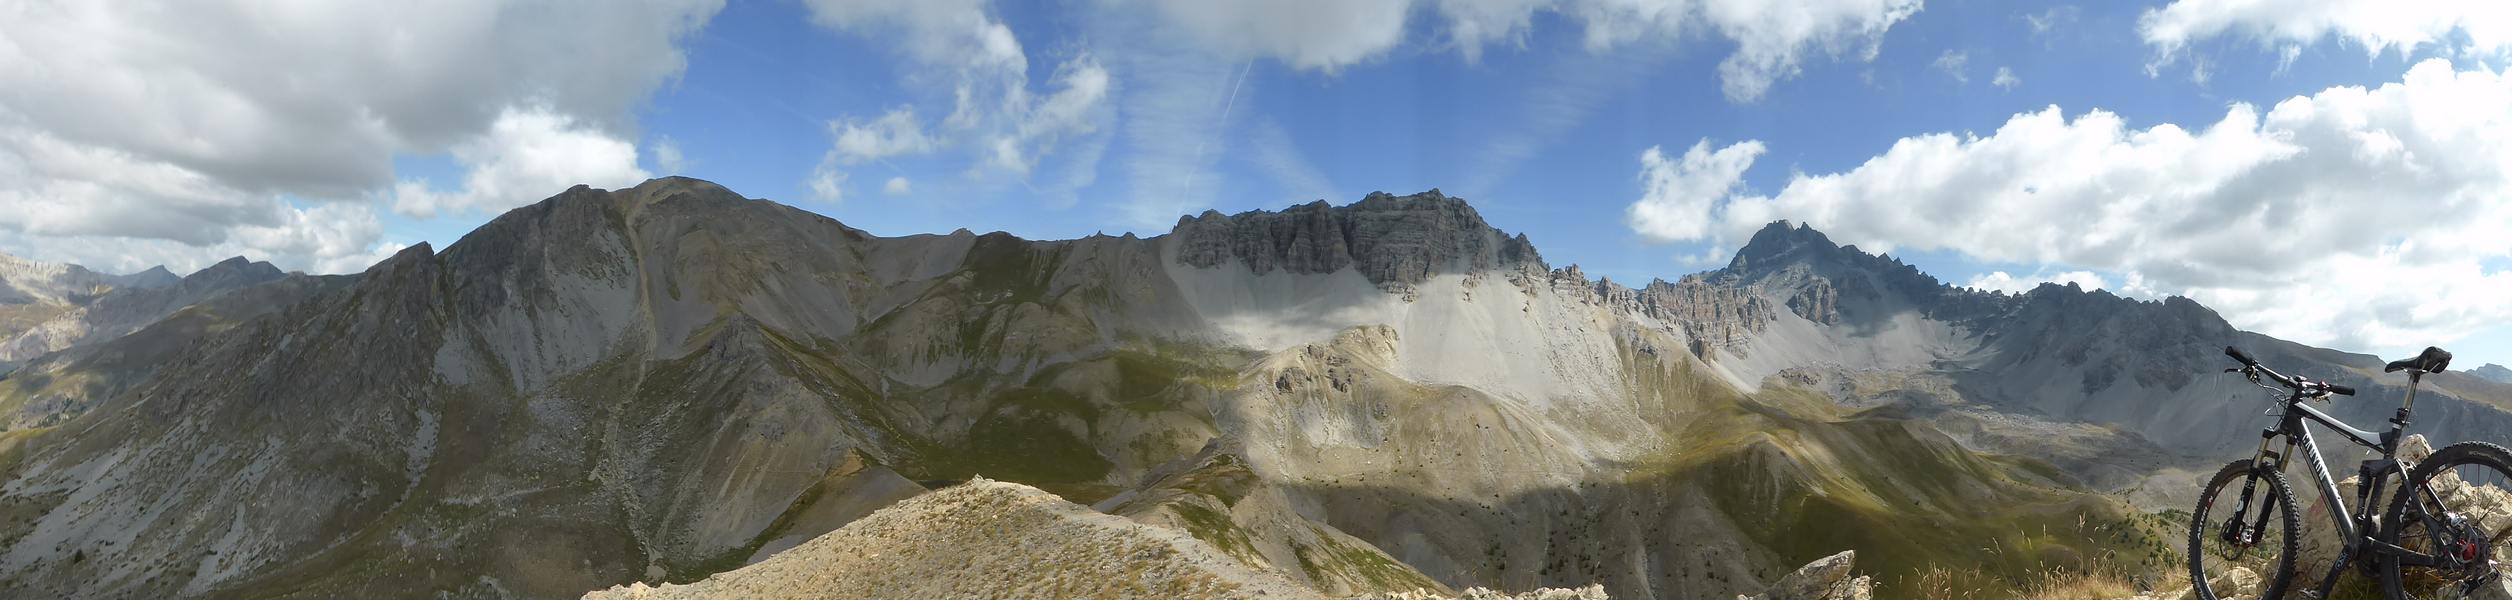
<box><xmin>2434</xmin><ymin>513</ymin><xmax>2493</xmax><ymax>579</ymax></box>
<box><xmin>2216</xmin><ymin>515</ymin><xmax>2259</xmax><ymax>559</ymax></box>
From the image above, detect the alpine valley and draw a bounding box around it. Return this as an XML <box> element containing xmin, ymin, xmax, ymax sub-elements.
<box><xmin>3</xmin><ymin>178</ymin><xmax>2505</xmax><ymax>599</ymax></box>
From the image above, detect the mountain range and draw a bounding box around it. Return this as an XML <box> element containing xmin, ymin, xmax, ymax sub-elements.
<box><xmin>0</xmin><ymin>177</ymin><xmax>2502</xmax><ymax>599</ymax></box>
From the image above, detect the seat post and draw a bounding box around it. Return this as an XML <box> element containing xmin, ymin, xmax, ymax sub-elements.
<box><xmin>2391</xmin><ymin>371</ymin><xmax>2422</xmax><ymax>437</ymax></box>
<box><xmin>2403</xmin><ymin>371</ymin><xmax>2421</xmax><ymax>413</ymax></box>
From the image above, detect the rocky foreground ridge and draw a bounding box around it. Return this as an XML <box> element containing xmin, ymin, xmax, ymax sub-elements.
<box><xmin>584</xmin><ymin>478</ymin><xmax>1875</xmax><ymax>600</ymax></box>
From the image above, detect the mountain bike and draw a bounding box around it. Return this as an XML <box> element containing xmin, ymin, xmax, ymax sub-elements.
<box><xmin>2188</xmin><ymin>345</ymin><xmax>2512</xmax><ymax>599</ymax></box>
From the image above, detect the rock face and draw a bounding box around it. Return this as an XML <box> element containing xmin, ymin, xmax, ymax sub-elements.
<box><xmin>1670</xmin><ymin>218</ymin><xmax>2512</xmax><ymax>470</ymax></box>
<box><xmin>582</xmin><ymin>478</ymin><xmax>1321</xmax><ymax>600</ymax></box>
<box><xmin>0</xmin><ymin>271</ymin><xmax>347</xmax><ymax>430</ymax></box>
<box><xmin>0</xmin><ymin>179</ymin><xmax>1225</xmax><ymax>599</ymax></box>
<box><xmin>0</xmin><ymin>256</ymin><xmax>287</xmax><ymax>364</ymax></box>
<box><xmin>1172</xmin><ymin>190</ymin><xmax>1545</xmax><ymax>293</ymax></box>
<box><xmin>0</xmin><ymin>252</ymin><xmax>180</xmax><ymax>372</ymax></box>
<box><xmin>1736</xmin><ymin>551</ymin><xmax>1871</xmax><ymax>600</ymax></box>
<box><xmin>0</xmin><ymin>253</ymin><xmax>149</xmax><ymax>307</ymax></box>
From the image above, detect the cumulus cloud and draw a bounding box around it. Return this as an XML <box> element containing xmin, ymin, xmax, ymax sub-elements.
<box><xmin>391</xmin><ymin>107</ymin><xmax>652</xmax><ymax>219</ymax></box>
<box><xmin>0</xmin><ymin>0</ymin><xmax>721</xmax><ymax>273</ymax></box>
<box><xmin>1129</xmin><ymin>0</ymin><xmax>1921</xmax><ymax>102</ymax></box>
<box><xmin>884</xmin><ymin>176</ymin><xmax>912</xmax><ymax>196</ymax></box>
<box><xmin>1628</xmin><ymin>139</ymin><xmax>1765</xmax><ymax>243</ymax></box>
<box><xmin>0</xmin><ymin>201</ymin><xmax>403</xmax><ymax>276</ymax></box>
<box><xmin>2141</xmin><ymin>0</ymin><xmax>2512</xmax><ymax>68</ymax></box>
<box><xmin>1625</xmin><ymin>58</ymin><xmax>2512</xmax><ymax>354</ymax></box>
<box><xmin>1696</xmin><ymin>0</ymin><xmax>1924</xmax><ymax>101</ymax></box>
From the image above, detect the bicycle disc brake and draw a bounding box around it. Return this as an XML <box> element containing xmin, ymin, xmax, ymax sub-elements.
<box><xmin>2433</xmin><ymin>513</ymin><xmax>2495</xmax><ymax>585</ymax></box>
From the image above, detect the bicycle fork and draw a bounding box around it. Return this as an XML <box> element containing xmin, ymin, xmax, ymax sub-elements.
<box><xmin>2225</xmin><ymin>430</ymin><xmax>2295</xmax><ymax>548</ymax></box>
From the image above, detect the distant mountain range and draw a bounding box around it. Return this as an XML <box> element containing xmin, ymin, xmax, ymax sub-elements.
<box><xmin>2472</xmin><ymin>363</ymin><xmax>2512</xmax><ymax>384</ymax></box>
<box><xmin>0</xmin><ymin>178</ymin><xmax>2498</xmax><ymax>599</ymax></box>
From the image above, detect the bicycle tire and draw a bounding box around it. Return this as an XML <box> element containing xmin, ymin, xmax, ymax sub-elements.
<box><xmin>2378</xmin><ymin>441</ymin><xmax>2512</xmax><ymax>600</ymax></box>
<box><xmin>2190</xmin><ymin>459</ymin><xmax>2301</xmax><ymax>600</ymax></box>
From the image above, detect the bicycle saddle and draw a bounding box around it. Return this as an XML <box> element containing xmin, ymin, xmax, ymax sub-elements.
<box><xmin>2384</xmin><ymin>346</ymin><xmax>2454</xmax><ymax>373</ymax></box>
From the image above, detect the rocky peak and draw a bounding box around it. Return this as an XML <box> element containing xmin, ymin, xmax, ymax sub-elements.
<box><xmin>1726</xmin><ymin>221</ymin><xmax>1846</xmax><ymax>272</ymax></box>
<box><xmin>0</xmin><ymin>252</ymin><xmax>120</xmax><ymax>304</ymax></box>
<box><xmin>1569</xmin><ymin>272</ymin><xmax>1777</xmax><ymax>360</ymax></box>
<box><xmin>1170</xmin><ymin>190</ymin><xmax>1546</xmax><ymax>290</ymax></box>
<box><xmin>2470</xmin><ymin>363</ymin><xmax>2512</xmax><ymax>384</ymax></box>
<box><xmin>112</xmin><ymin>265</ymin><xmax>181</xmax><ymax>290</ymax></box>
<box><xmin>1710</xmin><ymin>221</ymin><xmax>2021</xmax><ymax>326</ymax></box>
<box><xmin>181</xmin><ymin>257</ymin><xmax>285</xmax><ymax>289</ymax></box>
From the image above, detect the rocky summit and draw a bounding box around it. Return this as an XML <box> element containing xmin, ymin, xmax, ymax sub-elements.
<box><xmin>0</xmin><ymin>178</ymin><xmax>2505</xmax><ymax>599</ymax></box>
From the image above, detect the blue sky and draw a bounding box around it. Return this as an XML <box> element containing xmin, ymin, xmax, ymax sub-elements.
<box><xmin>7</xmin><ymin>0</ymin><xmax>2512</xmax><ymax>367</ymax></box>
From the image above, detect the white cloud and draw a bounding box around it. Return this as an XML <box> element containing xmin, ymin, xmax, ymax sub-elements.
<box><xmin>1132</xmin><ymin>0</ymin><xmax>1414</xmax><ymax>72</ymax></box>
<box><xmin>2026</xmin><ymin>6</ymin><xmax>2080</xmax><ymax>34</ymax></box>
<box><xmin>884</xmin><ymin>176</ymin><xmax>912</xmax><ymax>195</ymax></box>
<box><xmin>1130</xmin><ymin>0</ymin><xmax>1922</xmax><ymax>103</ymax></box>
<box><xmin>653</xmin><ymin>136</ymin><xmax>689</xmax><ymax>173</ymax></box>
<box><xmin>1964</xmin><ymin>270</ymin><xmax>2108</xmax><ymax>295</ymax></box>
<box><xmin>2141</xmin><ymin>0</ymin><xmax>2512</xmax><ymax>69</ymax></box>
<box><xmin>1697</xmin><ymin>0</ymin><xmax>1925</xmax><ymax>102</ymax></box>
<box><xmin>1626</xmin><ymin>58</ymin><xmax>2512</xmax><ymax>355</ymax></box>
<box><xmin>830</xmin><ymin>108</ymin><xmax>940</xmax><ymax>165</ymax></box>
<box><xmin>990</xmin><ymin>58</ymin><xmax>1112</xmax><ymax>174</ymax></box>
<box><xmin>0</xmin><ymin>0</ymin><xmax>720</xmax><ymax>273</ymax></box>
<box><xmin>1628</xmin><ymin>139</ymin><xmax>1765</xmax><ymax>243</ymax></box>
<box><xmin>1933</xmin><ymin>50</ymin><xmax>1969</xmax><ymax>83</ymax></box>
<box><xmin>803</xmin><ymin>0</ymin><xmax>1024</xmax><ymax>71</ymax></box>
<box><xmin>809</xmin><ymin>161</ymin><xmax>848</xmax><ymax>204</ymax></box>
<box><xmin>1992</xmin><ymin>66</ymin><xmax>2021</xmax><ymax>90</ymax></box>
<box><xmin>1433</xmin><ymin>0</ymin><xmax>1552</xmax><ymax>61</ymax></box>
<box><xmin>802</xmin><ymin>0</ymin><xmax>1114</xmax><ymax>200</ymax></box>
<box><xmin>0</xmin><ymin>201</ymin><xmax>403</xmax><ymax>276</ymax></box>
<box><xmin>390</xmin><ymin>107</ymin><xmax>652</xmax><ymax>219</ymax></box>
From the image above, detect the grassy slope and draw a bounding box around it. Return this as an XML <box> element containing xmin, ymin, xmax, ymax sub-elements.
<box><xmin>1643</xmin><ymin>381</ymin><xmax>2182</xmax><ymax>599</ymax></box>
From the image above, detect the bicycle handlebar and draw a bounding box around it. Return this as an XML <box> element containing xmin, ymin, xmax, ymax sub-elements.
<box><xmin>2224</xmin><ymin>345</ymin><xmax>2354</xmax><ymax>397</ymax></box>
<box><xmin>2225</xmin><ymin>346</ymin><xmax>2258</xmax><ymax>367</ymax></box>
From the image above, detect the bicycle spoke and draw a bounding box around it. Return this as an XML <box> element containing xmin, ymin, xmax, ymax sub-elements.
<box><xmin>2392</xmin><ymin>455</ymin><xmax>2512</xmax><ymax>599</ymax></box>
<box><xmin>2191</xmin><ymin>462</ymin><xmax>2294</xmax><ymax>599</ymax></box>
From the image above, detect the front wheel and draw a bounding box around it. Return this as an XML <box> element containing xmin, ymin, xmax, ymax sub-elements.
<box><xmin>2191</xmin><ymin>459</ymin><xmax>2300</xmax><ymax>599</ymax></box>
<box><xmin>2379</xmin><ymin>442</ymin><xmax>2512</xmax><ymax>599</ymax></box>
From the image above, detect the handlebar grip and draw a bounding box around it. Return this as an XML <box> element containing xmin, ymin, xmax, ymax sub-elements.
<box><xmin>2226</xmin><ymin>346</ymin><xmax>2258</xmax><ymax>367</ymax></box>
<box><xmin>2326</xmin><ymin>383</ymin><xmax>2356</xmax><ymax>396</ymax></box>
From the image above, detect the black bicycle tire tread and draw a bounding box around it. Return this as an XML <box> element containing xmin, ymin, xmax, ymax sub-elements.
<box><xmin>2191</xmin><ymin>459</ymin><xmax>2302</xmax><ymax>600</ymax></box>
<box><xmin>2378</xmin><ymin>441</ymin><xmax>2512</xmax><ymax>599</ymax></box>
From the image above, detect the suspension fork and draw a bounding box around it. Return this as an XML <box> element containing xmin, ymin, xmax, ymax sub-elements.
<box><xmin>2229</xmin><ymin>428</ymin><xmax>2296</xmax><ymax>544</ymax></box>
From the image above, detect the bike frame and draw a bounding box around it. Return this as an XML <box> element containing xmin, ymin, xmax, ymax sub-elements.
<box><xmin>2231</xmin><ymin>369</ymin><xmax>2443</xmax><ymax>595</ymax></box>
